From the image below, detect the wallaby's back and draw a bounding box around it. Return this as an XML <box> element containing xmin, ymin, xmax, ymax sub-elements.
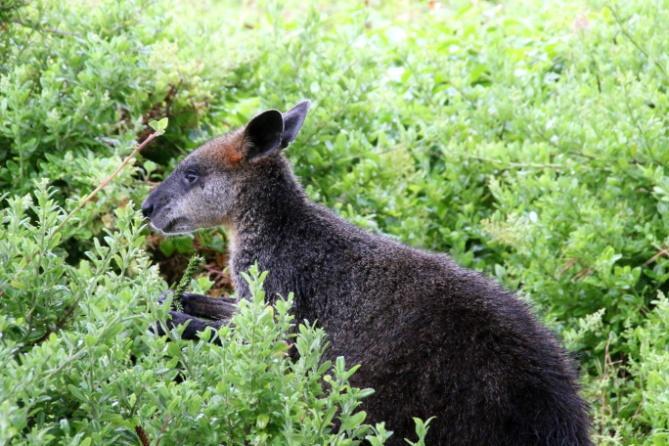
<box><xmin>232</xmin><ymin>198</ymin><xmax>591</xmax><ymax>445</ymax></box>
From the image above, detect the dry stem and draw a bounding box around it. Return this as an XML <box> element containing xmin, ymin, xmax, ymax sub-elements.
<box><xmin>53</xmin><ymin>131</ymin><xmax>161</xmax><ymax>235</ymax></box>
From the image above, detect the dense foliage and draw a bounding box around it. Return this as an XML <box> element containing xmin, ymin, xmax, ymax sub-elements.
<box><xmin>0</xmin><ymin>187</ymin><xmax>396</xmax><ymax>444</ymax></box>
<box><xmin>1</xmin><ymin>0</ymin><xmax>668</xmax><ymax>444</ymax></box>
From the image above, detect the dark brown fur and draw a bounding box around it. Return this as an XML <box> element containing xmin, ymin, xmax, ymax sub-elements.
<box><xmin>143</xmin><ymin>102</ymin><xmax>591</xmax><ymax>445</ymax></box>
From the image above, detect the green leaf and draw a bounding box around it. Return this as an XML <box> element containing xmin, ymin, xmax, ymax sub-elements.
<box><xmin>148</xmin><ymin>117</ymin><xmax>169</xmax><ymax>135</ymax></box>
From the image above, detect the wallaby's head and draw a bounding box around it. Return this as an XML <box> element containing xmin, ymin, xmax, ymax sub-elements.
<box><xmin>141</xmin><ymin>101</ymin><xmax>310</xmax><ymax>235</ymax></box>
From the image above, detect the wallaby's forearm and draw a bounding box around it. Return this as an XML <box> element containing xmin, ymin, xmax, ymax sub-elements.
<box><xmin>167</xmin><ymin>311</ymin><xmax>226</xmax><ymax>343</ymax></box>
<box><xmin>153</xmin><ymin>293</ymin><xmax>238</xmax><ymax>345</ymax></box>
<box><xmin>180</xmin><ymin>293</ymin><xmax>238</xmax><ymax>320</ymax></box>
<box><xmin>154</xmin><ymin>310</ymin><xmax>228</xmax><ymax>345</ymax></box>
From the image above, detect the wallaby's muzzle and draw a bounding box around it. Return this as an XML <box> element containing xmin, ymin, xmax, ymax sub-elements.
<box><xmin>141</xmin><ymin>199</ymin><xmax>154</xmax><ymax>219</ymax></box>
<box><xmin>141</xmin><ymin>180</ymin><xmax>186</xmax><ymax>234</ymax></box>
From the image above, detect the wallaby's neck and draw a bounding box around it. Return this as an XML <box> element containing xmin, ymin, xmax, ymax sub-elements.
<box><xmin>229</xmin><ymin>156</ymin><xmax>308</xmax><ymax>255</ymax></box>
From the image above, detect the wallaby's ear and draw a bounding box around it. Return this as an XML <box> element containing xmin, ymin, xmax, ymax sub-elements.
<box><xmin>243</xmin><ymin>109</ymin><xmax>284</xmax><ymax>161</ymax></box>
<box><xmin>281</xmin><ymin>100</ymin><xmax>310</xmax><ymax>148</ymax></box>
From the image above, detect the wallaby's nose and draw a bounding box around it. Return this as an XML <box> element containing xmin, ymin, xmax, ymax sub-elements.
<box><xmin>141</xmin><ymin>200</ymin><xmax>154</xmax><ymax>219</ymax></box>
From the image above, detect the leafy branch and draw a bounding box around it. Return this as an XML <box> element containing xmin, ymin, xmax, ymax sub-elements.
<box><xmin>53</xmin><ymin>118</ymin><xmax>168</xmax><ymax>235</ymax></box>
<box><xmin>608</xmin><ymin>5</ymin><xmax>668</xmax><ymax>80</ymax></box>
<box><xmin>171</xmin><ymin>254</ymin><xmax>203</xmax><ymax>312</ymax></box>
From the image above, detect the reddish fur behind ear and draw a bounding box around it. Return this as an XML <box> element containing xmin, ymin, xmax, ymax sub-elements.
<box><xmin>222</xmin><ymin>136</ymin><xmax>244</xmax><ymax>166</ymax></box>
<box><xmin>200</xmin><ymin>131</ymin><xmax>245</xmax><ymax>167</ymax></box>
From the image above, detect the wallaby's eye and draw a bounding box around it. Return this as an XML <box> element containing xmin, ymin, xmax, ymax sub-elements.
<box><xmin>184</xmin><ymin>170</ymin><xmax>199</xmax><ymax>185</ymax></box>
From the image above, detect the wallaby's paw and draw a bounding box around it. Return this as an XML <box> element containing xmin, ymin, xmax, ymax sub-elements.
<box><xmin>149</xmin><ymin>309</ymin><xmax>195</xmax><ymax>337</ymax></box>
<box><xmin>157</xmin><ymin>289</ymin><xmax>174</xmax><ymax>306</ymax></box>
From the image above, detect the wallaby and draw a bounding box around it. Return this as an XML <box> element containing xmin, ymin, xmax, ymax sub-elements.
<box><xmin>142</xmin><ymin>101</ymin><xmax>591</xmax><ymax>446</ymax></box>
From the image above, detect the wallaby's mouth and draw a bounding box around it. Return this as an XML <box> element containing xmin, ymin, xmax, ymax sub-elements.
<box><xmin>151</xmin><ymin>216</ymin><xmax>194</xmax><ymax>236</ymax></box>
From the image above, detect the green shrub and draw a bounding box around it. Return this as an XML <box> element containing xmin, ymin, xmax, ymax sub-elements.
<box><xmin>0</xmin><ymin>183</ymin><xmax>400</xmax><ymax>445</ymax></box>
<box><xmin>1</xmin><ymin>0</ymin><xmax>668</xmax><ymax>444</ymax></box>
<box><xmin>0</xmin><ymin>0</ymin><xmax>253</xmax><ymax>256</ymax></box>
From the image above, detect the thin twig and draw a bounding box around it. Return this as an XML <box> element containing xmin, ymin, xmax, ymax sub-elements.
<box><xmin>135</xmin><ymin>425</ymin><xmax>151</xmax><ymax>446</ymax></box>
<box><xmin>607</xmin><ymin>5</ymin><xmax>668</xmax><ymax>80</ymax></box>
<box><xmin>11</xmin><ymin>18</ymin><xmax>83</xmax><ymax>40</ymax></box>
<box><xmin>643</xmin><ymin>247</ymin><xmax>669</xmax><ymax>266</ymax></box>
<box><xmin>465</xmin><ymin>154</ymin><xmax>564</xmax><ymax>170</ymax></box>
<box><xmin>25</xmin><ymin>302</ymin><xmax>78</xmax><ymax>348</ymax></box>
<box><xmin>53</xmin><ymin>131</ymin><xmax>161</xmax><ymax>235</ymax></box>
<box><xmin>154</xmin><ymin>415</ymin><xmax>172</xmax><ymax>446</ymax></box>
<box><xmin>621</xmin><ymin>81</ymin><xmax>651</xmax><ymax>152</ymax></box>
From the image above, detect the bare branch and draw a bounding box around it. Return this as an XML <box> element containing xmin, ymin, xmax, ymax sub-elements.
<box><xmin>53</xmin><ymin>131</ymin><xmax>161</xmax><ymax>235</ymax></box>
